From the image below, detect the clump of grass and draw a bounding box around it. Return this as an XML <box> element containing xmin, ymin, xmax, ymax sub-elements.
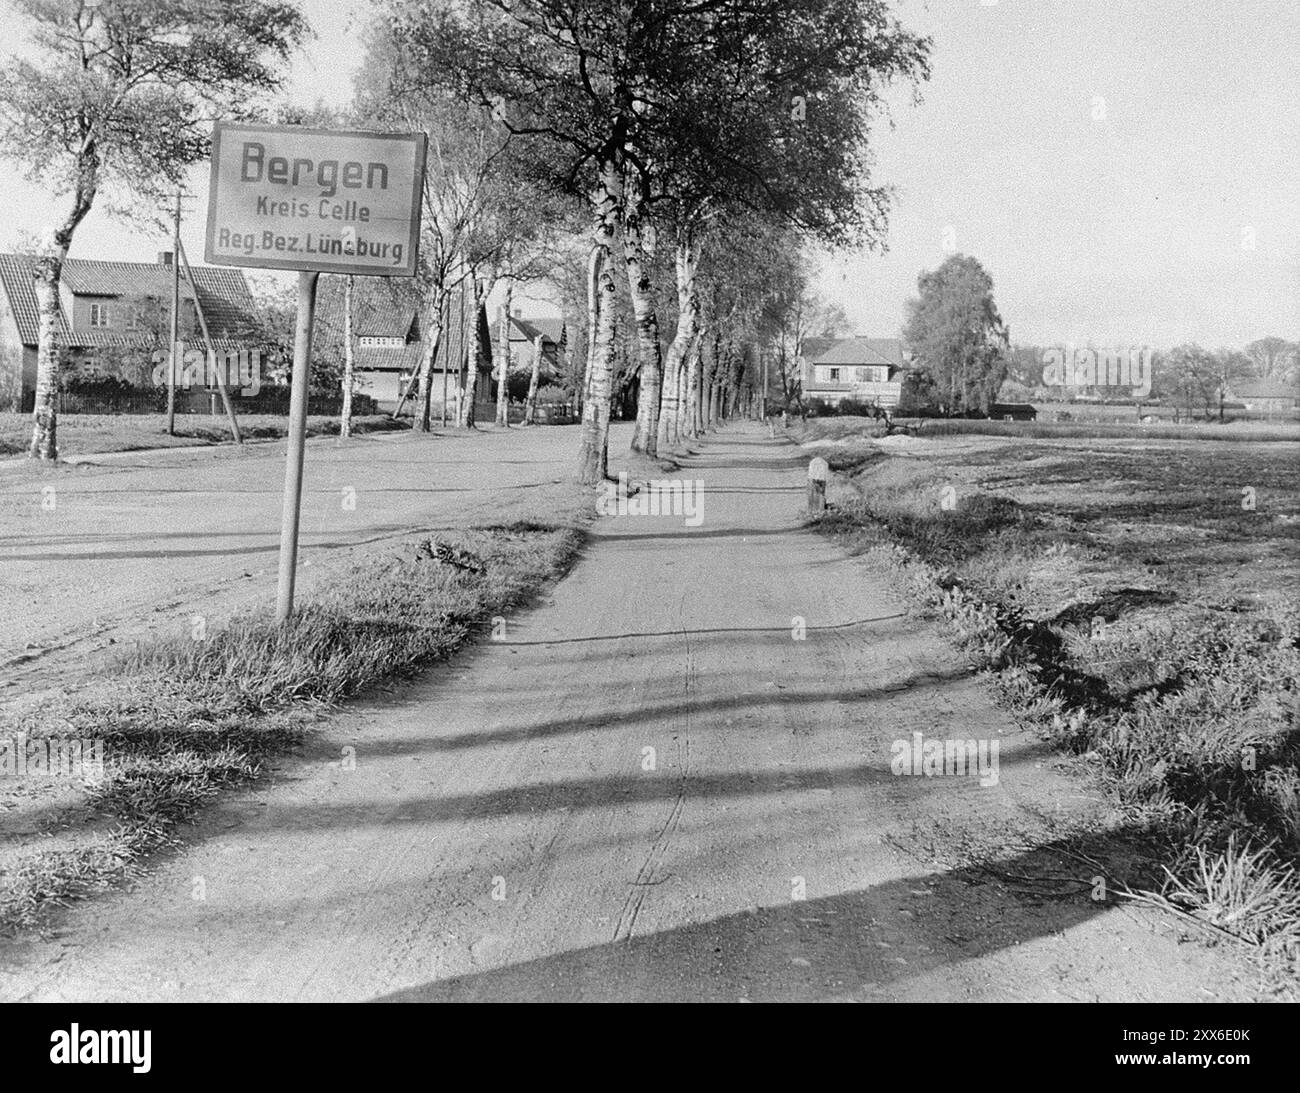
<box><xmin>0</xmin><ymin>519</ymin><xmax>586</xmax><ymax>930</ymax></box>
<box><xmin>1162</xmin><ymin>838</ymin><xmax>1300</xmax><ymax>948</ymax></box>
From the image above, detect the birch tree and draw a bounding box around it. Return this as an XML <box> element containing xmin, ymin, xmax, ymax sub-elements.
<box><xmin>0</xmin><ymin>0</ymin><xmax>307</xmax><ymax>460</ymax></box>
<box><xmin>340</xmin><ymin>275</ymin><xmax>357</xmax><ymax>438</ymax></box>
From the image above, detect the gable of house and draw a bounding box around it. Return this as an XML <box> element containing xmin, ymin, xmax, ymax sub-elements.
<box><xmin>503</xmin><ymin>314</ymin><xmax>566</xmax><ymax>376</ymax></box>
<box><xmin>805</xmin><ymin>336</ymin><xmax>907</xmax><ymax>386</ymax></box>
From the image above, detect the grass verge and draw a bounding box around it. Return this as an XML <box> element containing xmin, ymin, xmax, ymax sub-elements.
<box><xmin>801</xmin><ymin>422</ymin><xmax>1300</xmax><ymax>974</ymax></box>
<box><xmin>0</xmin><ymin>412</ymin><xmax>409</xmax><ymax>458</ymax></box>
<box><xmin>0</xmin><ymin>514</ymin><xmax>586</xmax><ymax>930</ymax></box>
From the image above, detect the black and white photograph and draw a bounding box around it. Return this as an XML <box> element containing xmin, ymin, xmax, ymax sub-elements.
<box><xmin>0</xmin><ymin>0</ymin><xmax>1296</xmax><ymax>1039</ymax></box>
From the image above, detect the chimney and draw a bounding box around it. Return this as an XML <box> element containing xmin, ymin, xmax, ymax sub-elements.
<box><xmin>158</xmin><ymin>251</ymin><xmax>174</xmax><ymax>267</ymax></box>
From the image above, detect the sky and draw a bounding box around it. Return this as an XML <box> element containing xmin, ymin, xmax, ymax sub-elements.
<box><xmin>1</xmin><ymin>0</ymin><xmax>1296</xmax><ymax>350</ymax></box>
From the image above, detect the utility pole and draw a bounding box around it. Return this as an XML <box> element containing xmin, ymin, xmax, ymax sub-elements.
<box><xmin>166</xmin><ymin>189</ymin><xmax>180</xmax><ymax>435</ymax></box>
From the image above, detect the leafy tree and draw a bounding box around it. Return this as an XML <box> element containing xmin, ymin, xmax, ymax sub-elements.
<box><xmin>1165</xmin><ymin>344</ymin><xmax>1252</xmax><ymax>422</ymax></box>
<box><xmin>382</xmin><ymin>0</ymin><xmax>928</xmax><ymax>479</ymax></box>
<box><xmin>1244</xmin><ymin>336</ymin><xmax>1299</xmax><ymax>383</ymax></box>
<box><xmin>0</xmin><ymin>0</ymin><xmax>308</xmax><ymax>459</ymax></box>
<box><xmin>902</xmin><ymin>254</ymin><xmax>1009</xmax><ymax>416</ymax></box>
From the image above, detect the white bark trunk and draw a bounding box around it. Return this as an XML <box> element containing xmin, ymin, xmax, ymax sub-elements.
<box><xmin>655</xmin><ymin>234</ymin><xmax>698</xmax><ymax>452</ymax></box>
<box><xmin>523</xmin><ymin>332</ymin><xmax>543</xmax><ymax>424</ymax></box>
<box><xmin>577</xmin><ymin>159</ymin><xmax>623</xmax><ymax>485</ymax></box>
<box><xmin>624</xmin><ymin>184</ymin><xmax>662</xmax><ymax>457</ymax></box>
<box><xmin>340</xmin><ymin>275</ymin><xmax>356</xmax><ymax>438</ymax></box>
<box><xmin>495</xmin><ymin>279</ymin><xmax>512</xmax><ymax>427</ymax></box>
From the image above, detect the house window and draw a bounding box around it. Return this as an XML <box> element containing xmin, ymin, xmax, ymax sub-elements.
<box><xmin>89</xmin><ymin>302</ymin><xmax>111</xmax><ymax>328</ymax></box>
<box><xmin>827</xmin><ymin>367</ymin><xmax>840</xmax><ymax>382</ymax></box>
<box><xmin>855</xmin><ymin>367</ymin><xmax>869</xmax><ymax>382</ymax></box>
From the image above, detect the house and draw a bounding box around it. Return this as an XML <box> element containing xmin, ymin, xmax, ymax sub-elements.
<box><xmin>314</xmin><ymin>278</ymin><xmax>493</xmax><ymax>413</ymax></box>
<box><xmin>501</xmin><ymin>313</ymin><xmax>566</xmax><ymax>381</ymax></box>
<box><xmin>1228</xmin><ymin>379</ymin><xmax>1299</xmax><ymax>418</ymax></box>
<box><xmin>0</xmin><ymin>251</ymin><xmax>261</xmax><ymax>410</ymax></box>
<box><xmin>802</xmin><ymin>336</ymin><xmax>909</xmax><ymax>408</ymax></box>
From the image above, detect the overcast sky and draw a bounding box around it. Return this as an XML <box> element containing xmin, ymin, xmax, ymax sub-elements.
<box><xmin>2</xmin><ymin>0</ymin><xmax>1296</xmax><ymax>349</ymax></box>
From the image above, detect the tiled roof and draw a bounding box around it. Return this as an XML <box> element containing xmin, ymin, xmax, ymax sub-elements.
<box><xmin>811</xmin><ymin>336</ymin><xmax>906</xmax><ymax>367</ymax></box>
<box><xmin>799</xmin><ymin>336</ymin><xmax>835</xmax><ymax>361</ymax></box>
<box><xmin>315</xmin><ymin>276</ymin><xmax>422</xmax><ymax>341</ymax></box>
<box><xmin>0</xmin><ymin>253</ymin><xmax>72</xmax><ymax>343</ymax></box>
<box><xmin>508</xmin><ymin>315</ymin><xmax>565</xmax><ymax>346</ymax></box>
<box><xmin>1232</xmin><ymin>380</ymin><xmax>1298</xmax><ymax>400</ymax></box>
<box><xmin>315</xmin><ymin>277</ymin><xmax>491</xmax><ymax>375</ymax></box>
<box><xmin>0</xmin><ymin>253</ymin><xmax>259</xmax><ymax>346</ymax></box>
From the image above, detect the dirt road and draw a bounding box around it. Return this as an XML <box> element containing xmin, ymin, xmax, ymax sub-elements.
<box><xmin>0</xmin><ymin>425</ymin><xmax>1259</xmax><ymax>1001</ymax></box>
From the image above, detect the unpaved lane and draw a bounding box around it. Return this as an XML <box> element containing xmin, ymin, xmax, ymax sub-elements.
<box><xmin>0</xmin><ymin>425</ymin><xmax>1257</xmax><ymax>1001</ymax></box>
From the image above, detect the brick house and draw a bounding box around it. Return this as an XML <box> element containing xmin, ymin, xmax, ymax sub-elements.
<box><xmin>802</xmin><ymin>336</ymin><xmax>909</xmax><ymax>408</ymax></box>
<box><xmin>0</xmin><ymin>252</ymin><xmax>259</xmax><ymax>411</ymax></box>
<box><xmin>314</xmin><ymin>277</ymin><xmax>493</xmax><ymax>413</ymax></box>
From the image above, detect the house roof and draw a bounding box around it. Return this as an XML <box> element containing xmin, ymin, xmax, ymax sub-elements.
<box><xmin>1232</xmin><ymin>380</ymin><xmax>1298</xmax><ymax>400</ymax></box>
<box><xmin>0</xmin><ymin>253</ymin><xmax>259</xmax><ymax>345</ymax></box>
<box><xmin>315</xmin><ymin>277</ymin><xmax>490</xmax><ymax>375</ymax></box>
<box><xmin>810</xmin><ymin>336</ymin><xmax>906</xmax><ymax>368</ymax></box>
<box><xmin>315</xmin><ymin>276</ymin><xmax>422</xmax><ymax>342</ymax></box>
<box><xmin>799</xmin><ymin>337</ymin><xmax>835</xmax><ymax>361</ymax></box>
<box><xmin>508</xmin><ymin>315</ymin><xmax>565</xmax><ymax>346</ymax></box>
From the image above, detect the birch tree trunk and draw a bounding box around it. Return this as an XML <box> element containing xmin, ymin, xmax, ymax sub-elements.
<box><xmin>461</xmin><ymin>276</ymin><xmax>490</xmax><ymax>429</ymax></box>
<box><xmin>414</xmin><ymin>288</ymin><xmax>445</xmax><ymax>431</ymax></box>
<box><xmin>655</xmin><ymin>232</ymin><xmax>698</xmax><ymax>453</ymax></box>
<box><xmin>523</xmin><ymin>333</ymin><xmax>543</xmax><ymax>424</ymax></box>
<box><xmin>684</xmin><ymin>332</ymin><xmax>702</xmax><ymax>438</ymax></box>
<box><xmin>623</xmin><ymin>183</ymin><xmax>662</xmax><ymax>457</ymax></box>
<box><xmin>29</xmin><ymin>157</ymin><xmax>98</xmax><ymax>461</ymax></box>
<box><xmin>495</xmin><ymin>278</ymin><xmax>512</xmax><ymax>427</ymax></box>
<box><xmin>340</xmin><ymin>275</ymin><xmax>356</xmax><ymax>439</ymax></box>
<box><xmin>577</xmin><ymin>158</ymin><xmax>623</xmax><ymax>486</ymax></box>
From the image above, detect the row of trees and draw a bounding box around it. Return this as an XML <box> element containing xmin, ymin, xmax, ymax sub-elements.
<box><xmin>0</xmin><ymin>0</ymin><xmax>933</xmax><ymax>471</ymax></box>
<box><xmin>1002</xmin><ymin>338</ymin><xmax>1298</xmax><ymax>414</ymax></box>
<box><xmin>372</xmin><ymin>0</ymin><xmax>930</xmax><ymax>481</ymax></box>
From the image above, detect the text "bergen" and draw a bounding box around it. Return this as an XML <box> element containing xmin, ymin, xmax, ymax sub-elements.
<box><xmin>240</xmin><ymin>142</ymin><xmax>390</xmax><ymax>198</ymax></box>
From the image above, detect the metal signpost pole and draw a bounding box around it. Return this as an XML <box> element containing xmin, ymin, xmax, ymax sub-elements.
<box><xmin>276</xmin><ymin>270</ymin><xmax>319</xmax><ymax>622</ymax></box>
<box><xmin>205</xmin><ymin>121</ymin><xmax>426</xmax><ymax>623</ymax></box>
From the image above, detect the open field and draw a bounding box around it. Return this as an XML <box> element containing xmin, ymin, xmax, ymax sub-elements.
<box><xmin>809</xmin><ymin>414</ymin><xmax>1300</xmax><ymax>444</ymax></box>
<box><xmin>0</xmin><ymin>411</ymin><xmax>408</xmax><ymax>459</ymax></box>
<box><xmin>799</xmin><ymin>416</ymin><xmax>1300</xmax><ymax>965</ymax></box>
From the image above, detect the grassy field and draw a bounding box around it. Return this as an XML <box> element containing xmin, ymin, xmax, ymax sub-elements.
<box><xmin>0</xmin><ymin>507</ymin><xmax>588</xmax><ymax>929</ymax></box>
<box><xmin>0</xmin><ymin>411</ymin><xmax>408</xmax><ymax>458</ymax></box>
<box><xmin>799</xmin><ymin>416</ymin><xmax>1300</xmax><ymax>963</ymax></box>
<box><xmin>876</xmin><ymin>415</ymin><xmax>1300</xmax><ymax>444</ymax></box>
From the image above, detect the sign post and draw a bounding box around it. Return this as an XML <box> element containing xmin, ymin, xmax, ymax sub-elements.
<box><xmin>205</xmin><ymin>121</ymin><xmax>426</xmax><ymax>622</ymax></box>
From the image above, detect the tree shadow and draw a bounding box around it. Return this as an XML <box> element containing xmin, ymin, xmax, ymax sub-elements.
<box><xmin>368</xmin><ymin>829</ymin><xmax>1158</xmax><ymax>1003</ymax></box>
